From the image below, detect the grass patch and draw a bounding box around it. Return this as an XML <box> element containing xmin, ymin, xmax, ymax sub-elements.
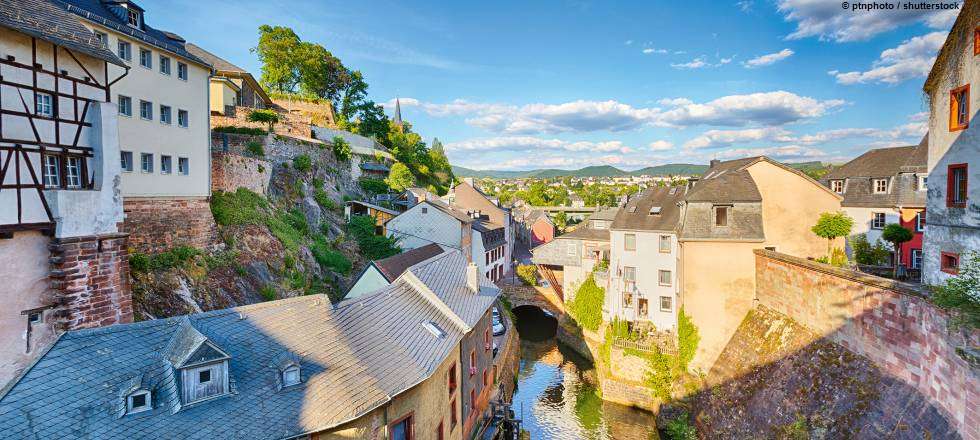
<box><xmin>314</xmin><ymin>188</ymin><xmax>337</xmax><ymax>211</ymax></box>
<box><xmin>311</xmin><ymin>235</ymin><xmax>352</xmax><ymax>274</ymax></box>
<box><xmin>265</xmin><ymin>209</ymin><xmax>308</xmax><ymax>252</ymax></box>
<box><xmin>259</xmin><ymin>284</ymin><xmax>277</xmax><ymax>301</ymax></box>
<box><xmin>245</xmin><ymin>141</ymin><xmax>265</xmax><ymax>157</ymax></box>
<box><xmin>293</xmin><ymin>154</ymin><xmax>312</xmax><ymax>173</ymax></box>
<box><xmin>211</xmin><ymin>188</ymin><xmax>268</xmax><ymax>226</ymax></box>
<box><xmin>128</xmin><ymin>246</ymin><xmax>201</xmax><ymax>273</ymax></box>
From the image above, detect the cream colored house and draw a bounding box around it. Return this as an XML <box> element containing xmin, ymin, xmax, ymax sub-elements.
<box><xmin>184</xmin><ymin>43</ymin><xmax>273</xmax><ymax>116</ymax></box>
<box><xmin>60</xmin><ymin>0</ymin><xmax>212</xmax><ymax>199</ymax></box>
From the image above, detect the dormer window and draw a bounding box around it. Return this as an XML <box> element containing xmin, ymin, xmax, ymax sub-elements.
<box><xmin>126</xmin><ymin>390</ymin><xmax>151</xmax><ymax>414</ymax></box>
<box><xmin>127</xmin><ymin>9</ymin><xmax>141</xmax><ymax>28</ymax></box>
<box><xmin>831</xmin><ymin>180</ymin><xmax>844</xmax><ymax>193</ymax></box>
<box><xmin>872</xmin><ymin>178</ymin><xmax>887</xmax><ymax>194</ymax></box>
<box><xmin>282</xmin><ymin>365</ymin><xmax>301</xmax><ymax>387</ymax></box>
<box><xmin>182</xmin><ymin>362</ymin><xmax>228</xmax><ymax>404</ymax></box>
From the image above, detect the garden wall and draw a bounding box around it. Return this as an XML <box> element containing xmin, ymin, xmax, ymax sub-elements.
<box><xmin>754</xmin><ymin>249</ymin><xmax>980</xmax><ymax>439</ymax></box>
<box><xmin>211</xmin><ymin>152</ymin><xmax>271</xmax><ymax>195</ymax></box>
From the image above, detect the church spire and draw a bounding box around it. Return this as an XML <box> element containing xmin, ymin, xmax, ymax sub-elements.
<box><xmin>393</xmin><ymin>97</ymin><xmax>403</xmax><ymax>126</ymax></box>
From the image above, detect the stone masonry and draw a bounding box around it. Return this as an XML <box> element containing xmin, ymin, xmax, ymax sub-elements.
<box><xmin>211</xmin><ymin>152</ymin><xmax>271</xmax><ymax>195</ymax></box>
<box><xmin>49</xmin><ymin>234</ymin><xmax>133</xmax><ymax>331</ymax></box>
<box><xmin>754</xmin><ymin>249</ymin><xmax>980</xmax><ymax>439</ymax></box>
<box><xmin>121</xmin><ymin>198</ymin><xmax>219</xmax><ymax>254</ymax></box>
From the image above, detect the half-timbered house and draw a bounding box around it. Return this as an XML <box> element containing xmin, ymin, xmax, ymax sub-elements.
<box><xmin>0</xmin><ymin>0</ymin><xmax>132</xmax><ymax>389</ymax></box>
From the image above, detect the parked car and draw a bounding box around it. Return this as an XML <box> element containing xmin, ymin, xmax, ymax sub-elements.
<box><xmin>492</xmin><ymin>307</ymin><xmax>506</xmax><ymax>336</ymax></box>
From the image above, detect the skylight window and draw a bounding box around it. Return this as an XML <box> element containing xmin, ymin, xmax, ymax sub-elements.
<box><xmin>649</xmin><ymin>206</ymin><xmax>662</xmax><ymax>215</ymax></box>
<box><xmin>282</xmin><ymin>365</ymin><xmax>301</xmax><ymax>387</ymax></box>
<box><xmin>423</xmin><ymin>321</ymin><xmax>446</xmax><ymax>338</ymax></box>
<box><xmin>126</xmin><ymin>390</ymin><xmax>151</xmax><ymax>414</ymax></box>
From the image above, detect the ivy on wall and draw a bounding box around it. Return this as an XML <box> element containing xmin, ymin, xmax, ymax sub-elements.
<box><xmin>568</xmin><ymin>274</ymin><xmax>605</xmax><ymax>331</ymax></box>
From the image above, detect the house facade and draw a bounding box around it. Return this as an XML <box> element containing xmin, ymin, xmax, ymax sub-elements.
<box><xmin>820</xmin><ymin>142</ymin><xmax>928</xmax><ymax>270</ymax></box>
<box><xmin>450</xmin><ymin>179</ymin><xmax>514</xmax><ymax>276</ymax></box>
<box><xmin>386</xmin><ymin>199</ymin><xmax>474</xmax><ymax>264</ymax></box>
<box><xmin>0</xmin><ymin>250</ymin><xmax>506</xmax><ymax>440</ymax></box>
<box><xmin>921</xmin><ymin>2</ymin><xmax>980</xmax><ymax>284</ymax></box>
<box><xmin>0</xmin><ymin>0</ymin><xmax>132</xmax><ymax>388</ymax></box>
<box><xmin>184</xmin><ymin>43</ymin><xmax>272</xmax><ymax>116</ymax></box>
<box><xmin>57</xmin><ymin>0</ymin><xmax>217</xmax><ymax>254</ymax></box>
<box><xmin>531</xmin><ymin>212</ymin><xmax>612</xmax><ymax>300</ymax></box>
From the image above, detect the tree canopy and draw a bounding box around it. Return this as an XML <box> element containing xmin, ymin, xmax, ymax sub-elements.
<box><xmin>811</xmin><ymin>212</ymin><xmax>854</xmax><ymax>257</ymax></box>
<box><xmin>254</xmin><ymin>25</ymin><xmax>348</xmax><ymax>101</ymax></box>
<box><xmin>385</xmin><ymin>162</ymin><xmax>416</xmax><ymax>192</ymax></box>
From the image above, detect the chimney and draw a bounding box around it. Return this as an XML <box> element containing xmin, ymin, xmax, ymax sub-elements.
<box><xmin>710</xmin><ymin>159</ymin><xmax>720</xmax><ymax>168</ymax></box>
<box><xmin>466</xmin><ymin>262</ymin><xmax>479</xmax><ymax>292</ymax></box>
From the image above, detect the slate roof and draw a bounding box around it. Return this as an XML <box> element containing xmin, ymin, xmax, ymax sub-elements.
<box><xmin>0</xmin><ymin>0</ymin><xmax>125</xmax><ymax>67</ymax></box>
<box><xmin>56</xmin><ymin>0</ymin><xmax>211</xmax><ymax>68</ymax></box>
<box><xmin>424</xmin><ymin>199</ymin><xmax>476</xmax><ymax>224</ymax></box>
<box><xmin>686</xmin><ymin>158</ymin><xmax>763</xmax><ymax>203</ymax></box>
<box><xmin>561</xmin><ymin>225</ymin><xmax>610</xmax><ymax>242</ymax></box>
<box><xmin>821</xmin><ymin>142</ymin><xmax>928</xmax><ymax>208</ymax></box>
<box><xmin>373</xmin><ymin>243</ymin><xmax>444</xmax><ymax>282</ymax></box>
<box><xmin>611</xmin><ymin>186</ymin><xmax>686</xmax><ymax>232</ymax></box>
<box><xmin>0</xmin><ymin>250</ymin><xmax>495</xmax><ymax>440</ymax></box>
<box><xmin>473</xmin><ymin>220</ymin><xmax>506</xmax><ymax>249</ymax></box>
<box><xmin>590</xmin><ymin>207</ymin><xmax>619</xmax><ymax>222</ymax></box>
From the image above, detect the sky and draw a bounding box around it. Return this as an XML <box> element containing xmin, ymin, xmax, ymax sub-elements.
<box><xmin>140</xmin><ymin>0</ymin><xmax>961</xmax><ymax>171</ymax></box>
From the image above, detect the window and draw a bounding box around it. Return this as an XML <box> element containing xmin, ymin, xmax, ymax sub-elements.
<box><xmin>448</xmin><ymin>363</ymin><xmax>457</xmax><ymax>395</ymax></box>
<box><xmin>43</xmin><ymin>155</ymin><xmax>60</xmax><ymax>188</ymax></box>
<box><xmin>140</xmin><ymin>100</ymin><xmax>152</xmax><ymax>120</ymax></box>
<box><xmin>178</xmin><ymin>157</ymin><xmax>189</xmax><ymax>175</ymax></box>
<box><xmin>915</xmin><ymin>212</ymin><xmax>926</xmax><ymax>232</ymax></box>
<box><xmin>282</xmin><ymin>365</ymin><xmax>301</xmax><ymax>386</ymax></box>
<box><xmin>421</xmin><ymin>207</ymin><xmax>428</xmax><ymax>214</ymax></box>
<box><xmin>161</xmin><ymin>155</ymin><xmax>172</xmax><ymax>174</ymax></box>
<box><xmin>975</xmin><ymin>26</ymin><xmax>980</xmax><ymax>56</ymax></box>
<box><xmin>139</xmin><ymin>48</ymin><xmax>152</xmax><ymax>69</ymax></box>
<box><xmin>181</xmin><ymin>362</ymin><xmax>227</xmax><ymax>404</ymax></box>
<box><xmin>660</xmin><ymin>296</ymin><xmax>673</xmax><ymax>312</ymax></box>
<box><xmin>918</xmin><ymin>175</ymin><xmax>927</xmax><ymax>191</ymax></box>
<box><xmin>659</xmin><ymin>235</ymin><xmax>671</xmax><ymax>253</ymax></box>
<box><xmin>566</xmin><ymin>244</ymin><xmax>576</xmax><ymax>257</ymax></box>
<box><xmin>390</xmin><ymin>413</ymin><xmax>413</xmax><ymax>440</ymax></box>
<box><xmin>624</xmin><ymin>233</ymin><xmax>636</xmax><ymax>251</ymax></box>
<box><xmin>65</xmin><ymin>157</ymin><xmax>82</xmax><ymax>188</ymax></box>
<box><xmin>623</xmin><ymin>292</ymin><xmax>633</xmax><ymax>308</ymax></box>
<box><xmin>450</xmin><ymin>399</ymin><xmax>458</xmax><ymax>428</ymax></box>
<box><xmin>469</xmin><ymin>350</ymin><xmax>476</xmax><ymax>376</ymax></box>
<box><xmin>159</xmin><ymin>55</ymin><xmax>171</xmax><ymax>75</ymax></box>
<box><xmin>623</xmin><ymin>266</ymin><xmax>636</xmax><ymax>291</ymax></box>
<box><xmin>470</xmin><ymin>389</ymin><xmax>476</xmax><ymax>411</ymax></box>
<box><xmin>118</xmin><ymin>95</ymin><xmax>132</xmax><ymax>117</ymax></box>
<box><xmin>141</xmin><ymin>153</ymin><xmax>153</xmax><ymax>173</ymax></box>
<box><xmin>126</xmin><ymin>390</ymin><xmax>151</xmax><ymax>414</ymax></box>
<box><xmin>178</xmin><ymin>109</ymin><xmax>189</xmax><ymax>128</ymax></box>
<box><xmin>120</xmin><ymin>151</ymin><xmax>133</xmax><ymax>172</ymax></box>
<box><xmin>95</xmin><ymin>31</ymin><xmax>108</xmax><ymax>48</ymax></box>
<box><xmin>127</xmin><ymin>9</ymin><xmax>141</xmax><ymax>28</ymax></box>
<box><xmin>871</xmin><ymin>212</ymin><xmax>886</xmax><ymax>229</ymax></box>
<box><xmin>949</xmin><ymin>85</ymin><xmax>970</xmax><ymax>131</ymax></box>
<box><xmin>118</xmin><ymin>41</ymin><xmax>131</xmax><ymax>61</ymax></box>
<box><xmin>160</xmin><ymin>105</ymin><xmax>172</xmax><ymax>124</ymax></box>
<box><xmin>35</xmin><ymin>93</ymin><xmax>53</xmax><ymax>117</ymax></box>
<box><xmin>873</xmin><ymin>178</ymin><xmax>888</xmax><ymax>194</ymax></box>
<box><xmin>482</xmin><ymin>368</ymin><xmax>489</xmax><ymax>388</ymax></box>
<box><xmin>638</xmin><ymin>298</ymin><xmax>648</xmax><ymax>317</ymax></box>
<box><xmin>941</xmin><ymin>252</ymin><xmax>960</xmax><ymax>275</ymax></box>
<box><xmin>715</xmin><ymin>206</ymin><xmax>729</xmax><ymax>227</ymax></box>
<box><xmin>177</xmin><ymin>62</ymin><xmax>188</xmax><ymax>81</ymax></box>
<box><xmin>658</xmin><ymin>269</ymin><xmax>672</xmax><ymax>287</ymax></box>
<box><xmin>910</xmin><ymin>249</ymin><xmax>923</xmax><ymax>269</ymax></box>
<box><xmin>947</xmin><ymin>163</ymin><xmax>968</xmax><ymax>208</ymax></box>
<box><xmin>484</xmin><ymin>328</ymin><xmax>491</xmax><ymax>351</ymax></box>
<box><xmin>831</xmin><ymin>180</ymin><xmax>844</xmax><ymax>193</ymax></box>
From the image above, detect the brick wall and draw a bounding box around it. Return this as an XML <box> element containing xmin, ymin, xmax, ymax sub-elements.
<box><xmin>122</xmin><ymin>198</ymin><xmax>218</xmax><ymax>254</ymax></box>
<box><xmin>754</xmin><ymin>250</ymin><xmax>980</xmax><ymax>439</ymax></box>
<box><xmin>49</xmin><ymin>233</ymin><xmax>133</xmax><ymax>330</ymax></box>
<box><xmin>211</xmin><ymin>152</ymin><xmax>271</xmax><ymax>195</ymax></box>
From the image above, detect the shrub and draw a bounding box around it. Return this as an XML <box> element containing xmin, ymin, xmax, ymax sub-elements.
<box><xmin>359</xmin><ymin>178</ymin><xmax>388</xmax><ymax>194</ymax></box>
<box><xmin>311</xmin><ymin>235</ymin><xmax>352</xmax><ymax>274</ymax></box>
<box><xmin>331</xmin><ymin>136</ymin><xmax>352</xmax><ymax>162</ymax></box>
<box><xmin>245</xmin><ymin>141</ymin><xmax>265</xmax><ymax>157</ymax></box>
<box><xmin>663</xmin><ymin>412</ymin><xmax>697</xmax><ymax>440</ymax></box>
<box><xmin>516</xmin><ymin>264</ymin><xmax>537</xmax><ymax>286</ymax></box>
<box><xmin>293</xmin><ymin>154</ymin><xmax>312</xmax><ymax>173</ymax></box>
<box><xmin>348</xmin><ymin>215</ymin><xmax>400</xmax><ymax>260</ymax></box>
<box><xmin>129</xmin><ymin>246</ymin><xmax>201</xmax><ymax>272</ymax></box>
<box><xmin>259</xmin><ymin>284</ymin><xmax>277</xmax><ymax>301</ymax></box>
<box><xmin>932</xmin><ymin>251</ymin><xmax>980</xmax><ymax>330</ymax></box>
<box><xmin>246</xmin><ymin>109</ymin><xmax>280</xmax><ymax>132</ymax></box>
<box><xmin>676</xmin><ymin>307</ymin><xmax>700</xmax><ymax>372</ymax></box>
<box><xmin>213</xmin><ymin>125</ymin><xmax>267</xmax><ymax>136</ymax></box>
<box><xmin>851</xmin><ymin>233</ymin><xmax>891</xmax><ymax>265</ymax></box>
<box><xmin>568</xmin><ymin>274</ymin><xmax>604</xmax><ymax>331</ymax></box>
<box><xmin>643</xmin><ymin>351</ymin><xmax>676</xmax><ymax>401</ymax></box>
<box><xmin>129</xmin><ymin>253</ymin><xmax>150</xmax><ymax>272</ymax></box>
<box><xmin>211</xmin><ymin>188</ymin><xmax>267</xmax><ymax>226</ymax></box>
<box><xmin>314</xmin><ymin>188</ymin><xmax>337</xmax><ymax>211</ymax></box>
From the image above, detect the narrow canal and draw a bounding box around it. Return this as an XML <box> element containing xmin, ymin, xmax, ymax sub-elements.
<box><xmin>509</xmin><ymin>306</ymin><xmax>659</xmax><ymax>439</ymax></box>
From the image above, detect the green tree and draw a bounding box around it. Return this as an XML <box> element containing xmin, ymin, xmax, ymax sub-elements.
<box><xmin>811</xmin><ymin>212</ymin><xmax>854</xmax><ymax>257</ymax></box>
<box><xmin>296</xmin><ymin>42</ymin><xmax>350</xmax><ymax>101</ymax></box>
<box><xmin>247</xmin><ymin>109</ymin><xmax>280</xmax><ymax>132</ymax></box>
<box><xmin>554</xmin><ymin>211</ymin><xmax>568</xmax><ymax>232</ymax></box>
<box><xmin>932</xmin><ymin>251</ymin><xmax>980</xmax><ymax>330</ymax></box>
<box><xmin>348</xmin><ymin>215</ymin><xmax>400</xmax><ymax>260</ymax></box>
<box><xmin>881</xmin><ymin>224</ymin><xmax>913</xmax><ymax>277</ymax></box>
<box><xmin>331</xmin><ymin>136</ymin><xmax>352</xmax><ymax>162</ymax></box>
<box><xmin>254</xmin><ymin>25</ymin><xmax>302</xmax><ymax>93</ymax></box>
<box><xmin>385</xmin><ymin>162</ymin><xmax>416</xmax><ymax>192</ymax></box>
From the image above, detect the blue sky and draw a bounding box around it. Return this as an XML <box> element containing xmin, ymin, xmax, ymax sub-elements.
<box><xmin>143</xmin><ymin>0</ymin><xmax>959</xmax><ymax>170</ymax></box>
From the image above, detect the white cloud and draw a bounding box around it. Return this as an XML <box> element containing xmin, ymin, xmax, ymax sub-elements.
<box><xmin>737</xmin><ymin>1</ymin><xmax>753</xmax><ymax>12</ymax></box>
<box><xmin>777</xmin><ymin>0</ymin><xmax>957</xmax><ymax>42</ymax></box>
<box><xmin>831</xmin><ymin>32</ymin><xmax>946</xmax><ymax>85</ymax></box>
<box><xmin>714</xmin><ymin>145</ymin><xmax>827</xmax><ymax>161</ymax></box>
<box><xmin>648</xmin><ymin>140</ymin><xmax>674</xmax><ymax>151</ymax></box>
<box><xmin>671</xmin><ymin>57</ymin><xmax>710</xmax><ymax>69</ymax></box>
<box><xmin>656</xmin><ymin>91</ymin><xmax>846</xmax><ymax>127</ymax></box>
<box><xmin>643</xmin><ymin>47</ymin><xmax>668</xmax><ymax>54</ymax></box>
<box><xmin>744</xmin><ymin>49</ymin><xmax>794</xmax><ymax>68</ymax></box>
<box><xmin>684</xmin><ymin>127</ymin><xmax>793</xmax><ymax>149</ymax></box>
<box><xmin>625</xmin><ymin>40</ymin><xmax>634</xmax><ymax>45</ymax></box>
<box><xmin>444</xmin><ymin>136</ymin><xmax>634</xmax><ymax>154</ymax></box>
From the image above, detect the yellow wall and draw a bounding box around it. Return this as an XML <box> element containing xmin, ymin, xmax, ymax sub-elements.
<box><xmin>313</xmin><ymin>349</ymin><xmax>462</xmax><ymax>440</ymax></box>
<box><xmin>683</xmin><ymin>160</ymin><xmax>843</xmax><ymax>371</ymax></box>
<box><xmin>209</xmin><ymin>80</ymin><xmax>238</xmax><ymax>115</ymax></box>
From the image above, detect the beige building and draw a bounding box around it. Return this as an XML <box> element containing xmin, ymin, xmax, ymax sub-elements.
<box><xmin>184</xmin><ymin>43</ymin><xmax>272</xmax><ymax>116</ymax></box>
<box><xmin>678</xmin><ymin>157</ymin><xmax>842</xmax><ymax>370</ymax></box>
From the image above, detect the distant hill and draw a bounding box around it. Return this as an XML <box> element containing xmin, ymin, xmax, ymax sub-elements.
<box><xmin>453</xmin><ymin>161</ymin><xmax>830</xmax><ymax>180</ymax></box>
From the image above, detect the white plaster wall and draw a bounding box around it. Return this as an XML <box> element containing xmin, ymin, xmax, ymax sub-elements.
<box><xmin>345</xmin><ymin>265</ymin><xmax>390</xmax><ymax>299</ymax></box>
<box><xmin>386</xmin><ymin>202</ymin><xmax>463</xmax><ymax>251</ymax></box>
<box><xmin>844</xmin><ymin>206</ymin><xmax>899</xmax><ymax>251</ymax></box>
<box><xmin>608</xmin><ymin>230</ymin><xmax>679</xmax><ymax>331</ymax></box>
<box><xmin>87</xmin><ymin>23</ymin><xmax>211</xmax><ymax>198</ymax></box>
<box><xmin>44</xmin><ymin>102</ymin><xmax>124</xmax><ymax>238</ymax></box>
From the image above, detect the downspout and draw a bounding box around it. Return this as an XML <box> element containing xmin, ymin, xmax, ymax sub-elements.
<box><xmin>206</xmin><ymin>66</ymin><xmax>214</xmax><ymax>199</ymax></box>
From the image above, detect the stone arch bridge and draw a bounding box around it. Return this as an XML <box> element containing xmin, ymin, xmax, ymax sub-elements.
<box><xmin>499</xmin><ymin>284</ymin><xmax>565</xmax><ymax>317</ymax></box>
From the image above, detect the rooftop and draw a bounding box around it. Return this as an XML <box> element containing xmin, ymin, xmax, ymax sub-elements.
<box><xmin>0</xmin><ymin>0</ymin><xmax>125</xmax><ymax>67</ymax></box>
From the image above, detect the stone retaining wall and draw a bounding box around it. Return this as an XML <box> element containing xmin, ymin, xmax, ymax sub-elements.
<box><xmin>121</xmin><ymin>198</ymin><xmax>219</xmax><ymax>254</ymax></box>
<box><xmin>754</xmin><ymin>249</ymin><xmax>980</xmax><ymax>439</ymax></box>
<box><xmin>211</xmin><ymin>152</ymin><xmax>271</xmax><ymax>195</ymax></box>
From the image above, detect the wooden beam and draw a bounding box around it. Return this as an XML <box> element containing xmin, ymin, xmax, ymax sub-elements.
<box><xmin>64</xmin><ymin>48</ymin><xmax>103</xmax><ymax>88</ymax></box>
